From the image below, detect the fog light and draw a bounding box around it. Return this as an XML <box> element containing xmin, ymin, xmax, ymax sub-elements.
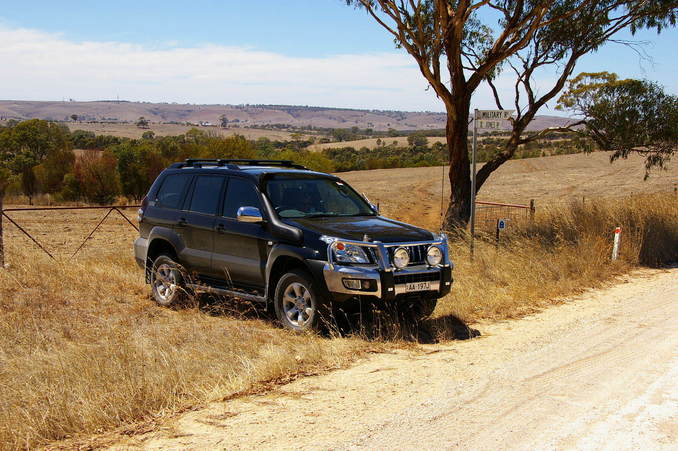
<box><xmin>392</xmin><ymin>247</ymin><xmax>410</xmax><ymax>269</ymax></box>
<box><xmin>342</xmin><ymin>278</ymin><xmax>376</xmax><ymax>291</ymax></box>
<box><xmin>426</xmin><ymin>246</ymin><xmax>443</xmax><ymax>266</ymax></box>
<box><xmin>342</xmin><ymin>279</ymin><xmax>362</xmax><ymax>290</ymax></box>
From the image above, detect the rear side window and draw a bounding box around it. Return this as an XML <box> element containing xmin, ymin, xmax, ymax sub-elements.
<box><xmin>189</xmin><ymin>176</ymin><xmax>224</xmax><ymax>215</ymax></box>
<box><xmin>223</xmin><ymin>178</ymin><xmax>262</xmax><ymax>218</ymax></box>
<box><xmin>156</xmin><ymin>174</ymin><xmax>191</xmax><ymax>209</ymax></box>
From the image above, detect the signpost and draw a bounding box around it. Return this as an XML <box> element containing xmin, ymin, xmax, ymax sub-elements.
<box><xmin>470</xmin><ymin>109</ymin><xmax>514</xmax><ymax>257</ymax></box>
<box><xmin>496</xmin><ymin>219</ymin><xmax>507</xmax><ymax>248</ymax></box>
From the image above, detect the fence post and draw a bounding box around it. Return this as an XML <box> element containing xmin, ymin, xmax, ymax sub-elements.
<box><xmin>0</xmin><ymin>191</ymin><xmax>4</xmax><ymax>267</ymax></box>
<box><xmin>611</xmin><ymin>226</ymin><xmax>622</xmax><ymax>260</ymax></box>
<box><xmin>529</xmin><ymin>199</ymin><xmax>535</xmax><ymax>222</ymax></box>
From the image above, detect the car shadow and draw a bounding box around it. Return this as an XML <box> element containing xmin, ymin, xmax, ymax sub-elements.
<box><xmin>331</xmin><ymin>305</ymin><xmax>481</xmax><ymax>344</ymax></box>
<box><xmin>177</xmin><ymin>292</ymin><xmax>480</xmax><ymax>345</ymax></box>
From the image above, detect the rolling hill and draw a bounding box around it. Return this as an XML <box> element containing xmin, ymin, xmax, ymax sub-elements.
<box><xmin>0</xmin><ymin>100</ymin><xmax>576</xmax><ymax>132</ymax></box>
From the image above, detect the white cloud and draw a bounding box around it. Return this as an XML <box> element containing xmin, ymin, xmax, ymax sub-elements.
<box><xmin>0</xmin><ymin>25</ymin><xmax>562</xmax><ymax>113</ymax></box>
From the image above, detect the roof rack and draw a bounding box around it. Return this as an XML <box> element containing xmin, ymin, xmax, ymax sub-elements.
<box><xmin>169</xmin><ymin>159</ymin><xmax>308</xmax><ymax>170</ymax></box>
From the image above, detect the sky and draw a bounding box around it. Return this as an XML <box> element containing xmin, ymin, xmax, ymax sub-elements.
<box><xmin>1</xmin><ymin>1</ymin><xmax>676</xmax><ymax>113</ymax></box>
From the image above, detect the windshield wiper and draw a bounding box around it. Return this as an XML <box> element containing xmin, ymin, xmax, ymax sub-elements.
<box><xmin>303</xmin><ymin>212</ymin><xmax>340</xmax><ymax>218</ymax></box>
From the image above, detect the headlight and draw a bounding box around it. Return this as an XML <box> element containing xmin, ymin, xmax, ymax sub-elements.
<box><xmin>333</xmin><ymin>241</ymin><xmax>370</xmax><ymax>264</ymax></box>
<box><xmin>392</xmin><ymin>247</ymin><xmax>410</xmax><ymax>269</ymax></box>
<box><xmin>426</xmin><ymin>246</ymin><xmax>443</xmax><ymax>266</ymax></box>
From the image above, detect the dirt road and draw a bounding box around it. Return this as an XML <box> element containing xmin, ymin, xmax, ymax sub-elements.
<box><xmin>118</xmin><ymin>269</ymin><xmax>678</xmax><ymax>450</ymax></box>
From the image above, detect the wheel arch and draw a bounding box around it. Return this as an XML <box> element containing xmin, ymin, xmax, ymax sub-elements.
<box><xmin>145</xmin><ymin>227</ymin><xmax>186</xmax><ymax>282</ymax></box>
<box><xmin>266</xmin><ymin>254</ymin><xmax>311</xmax><ymax>301</ymax></box>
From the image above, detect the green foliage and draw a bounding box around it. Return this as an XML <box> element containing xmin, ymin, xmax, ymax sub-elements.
<box><xmin>407</xmin><ymin>133</ymin><xmax>428</xmax><ymax>151</ymax></box>
<box><xmin>0</xmin><ymin>119</ymin><xmax>75</xmax><ymax>201</ymax></box>
<box><xmin>71</xmin><ymin>130</ymin><xmax>122</xmax><ymax>149</ymax></box>
<box><xmin>558</xmin><ymin>72</ymin><xmax>678</xmax><ymax>174</ymax></box>
<box><xmin>219</xmin><ymin>114</ymin><xmax>229</xmax><ymax>128</ymax></box>
<box><xmin>20</xmin><ymin>167</ymin><xmax>37</xmax><ymax>205</ymax></box>
<box><xmin>136</xmin><ymin>117</ymin><xmax>150</xmax><ymax>129</ymax></box>
<box><xmin>277</xmin><ymin>149</ymin><xmax>336</xmax><ymax>173</ymax></box>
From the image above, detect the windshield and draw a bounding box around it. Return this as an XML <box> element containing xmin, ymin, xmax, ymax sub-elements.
<box><xmin>266</xmin><ymin>177</ymin><xmax>376</xmax><ymax>219</ymax></box>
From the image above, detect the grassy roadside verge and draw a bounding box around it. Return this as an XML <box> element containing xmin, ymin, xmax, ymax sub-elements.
<box><xmin>0</xmin><ymin>193</ymin><xmax>676</xmax><ymax>449</ymax></box>
<box><xmin>435</xmin><ymin>193</ymin><xmax>677</xmax><ymax>328</ymax></box>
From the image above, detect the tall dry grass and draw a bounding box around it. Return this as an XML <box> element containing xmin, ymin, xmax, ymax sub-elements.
<box><xmin>0</xmin><ymin>251</ymin><xmax>372</xmax><ymax>449</ymax></box>
<box><xmin>0</xmin><ymin>192</ymin><xmax>675</xmax><ymax>449</ymax></box>
<box><xmin>435</xmin><ymin>193</ymin><xmax>678</xmax><ymax>326</ymax></box>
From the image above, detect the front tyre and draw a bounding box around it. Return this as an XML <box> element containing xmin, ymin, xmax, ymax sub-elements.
<box><xmin>150</xmin><ymin>254</ymin><xmax>186</xmax><ymax>307</ymax></box>
<box><xmin>274</xmin><ymin>269</ymin><xmax>329</xmax><ymax>332</ymax></box>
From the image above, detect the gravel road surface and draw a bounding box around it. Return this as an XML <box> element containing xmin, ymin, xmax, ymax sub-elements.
<box><xmin>116</xmin><ymin>268</ymin><xmax>677</xmax><ymax>450</ymax></box>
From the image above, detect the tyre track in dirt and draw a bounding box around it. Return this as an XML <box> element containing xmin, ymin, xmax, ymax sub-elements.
<box><xmin>113</xmin><ymin>268</ymin><xmax>678</xmax><ymax>450</ymax></box>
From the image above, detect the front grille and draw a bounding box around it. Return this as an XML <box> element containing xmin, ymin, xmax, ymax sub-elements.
<box><xmin>387</xmin><ymin>244</ymin><xmax>428</xmax><ymax>266</ymax></box>
<box><xmin>394</xmin><ymin>272</ymin><xmax>440</xmax><ymax>284</ymax></box>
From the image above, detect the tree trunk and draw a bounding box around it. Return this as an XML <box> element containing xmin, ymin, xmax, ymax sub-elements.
<box><xmin>443</xmin><ymin>110</ymin><xmax>472</xmax><ymax>229</ymax></box>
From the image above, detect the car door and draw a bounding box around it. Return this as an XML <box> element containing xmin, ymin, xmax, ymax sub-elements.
<box><xmin>146</xmin><ymin>173</ymin><xmax>193</xmax><ymax>233</ymax></box>
<box><xmin>212</xmin><ymin>177</ymin><xmax>271</xmax><ymax>290</ymax></box>
<box><xmin>176</xmin><ymin>175</ymin><xmax>225</xmax><ymax>278</ymax></box>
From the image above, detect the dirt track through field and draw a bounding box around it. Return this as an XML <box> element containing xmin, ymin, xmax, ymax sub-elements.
<box><xmin>115</xmin><ymin>268</ymin><xmax>678</xmax><ymax>450</ymax></box>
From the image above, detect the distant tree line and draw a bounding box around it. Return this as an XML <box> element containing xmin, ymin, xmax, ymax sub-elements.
<box><xmin>322</xmin><ymin>132</ymin><xmax>590</xmax><ymax>172</ymax></box>
<box><xmin>0</xmin><ymin>119</ymin><xmax>598</xmax><ymax>205</ymax></box>
<box><xmin>0</xmin><ymin>121</ymin><xmax>336</xmax><ymax>205</ymax></box>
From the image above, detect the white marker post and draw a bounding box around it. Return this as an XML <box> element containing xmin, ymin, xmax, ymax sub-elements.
<box><xmin>612</xmin><ymin>226</ymin><xmax>622</xmax><ymax>260</ymax></box>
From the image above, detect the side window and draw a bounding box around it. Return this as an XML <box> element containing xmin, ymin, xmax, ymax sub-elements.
<box><xmin>156</xmin><ymin>174</ymin><xmax>191</xmax><ymax>209</ymax></box>
<box><xmin>189</xmin><ymin>176</ymin><xmax>224</xmax><ymax>215</ymax></box>
<box><xmin>223</xmin><ymin>178</ymin><xmax>262</xmax><ymax>218</ymax></box>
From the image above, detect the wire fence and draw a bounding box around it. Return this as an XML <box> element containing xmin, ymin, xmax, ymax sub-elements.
<box><xmin>0</xmin><ymin>204</ymin><xmax>140</xmax><ymax>265</ymax></box>
<box><xmin>0</xmin><ymin>198</ymin><xmax>538</xmax><ymax>265</ymax></box>
<box><xmin>474</xmin><ymin>200</ymin><xmax>535</xmax><ymax>233</ymax></box>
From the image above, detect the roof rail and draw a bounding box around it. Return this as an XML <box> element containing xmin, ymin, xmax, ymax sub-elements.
<box><xmin>169</xmin><ymin>159</ymin><xmax>308</xmax><ymax>170</ymax></box>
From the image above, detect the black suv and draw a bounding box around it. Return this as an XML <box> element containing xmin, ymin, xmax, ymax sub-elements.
<box><xmin>134</xmin><ymin>159</ymin><xmax>453</xmax><ymax>331</ymax></box>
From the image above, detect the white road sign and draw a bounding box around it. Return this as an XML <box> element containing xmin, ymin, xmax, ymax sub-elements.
<box><xmin>476</xmin><ymin>109</ymin><xmax>514</xmax><ymax>120</ymax></box>
<box><xmin>477</xmin><ymin>120</ymin><xmax>503</xmax><ymax>130</ymax></box>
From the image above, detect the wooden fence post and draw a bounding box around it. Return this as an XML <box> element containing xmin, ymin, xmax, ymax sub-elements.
<box><xmin>529</xmin><ymin>199</ymin><xmax>535</xmax><ymax>222</ymax></box>
<box><xmin>0</xmin><ymin>191</ymin><xmax>4</xmax><ymax>267</ymax></box>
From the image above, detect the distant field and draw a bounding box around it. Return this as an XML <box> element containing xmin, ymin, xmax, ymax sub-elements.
<box><xmin>64</xmin><ymin>122</ymin><xmax>311</xmax><ymax>140</ymax></box>
<box><xmin>340</xmin><ymin>151</ymin><xmax>678</xmax><ymax>230</ymax></box>
<box><xmin>308</xmin><ymin>136</ymin><xmax>448</xmax><ymax>151</ymax></box>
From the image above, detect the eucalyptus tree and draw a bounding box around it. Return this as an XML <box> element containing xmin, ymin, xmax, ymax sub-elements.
<box><xmin>556</xmin><ymin>72</ymin><xmax>677</xmax><ymax>176</ymax></box>
<box><xmin>347</xmin><ymin>0</ymin><xmax>677</xmax><ymax>227</ymax></box>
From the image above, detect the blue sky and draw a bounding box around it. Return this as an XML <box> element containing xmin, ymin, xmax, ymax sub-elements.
<box><xmin>1</xmin><ymin>1</ymin><xmax>676</xmax><ymax>112</ymax></box>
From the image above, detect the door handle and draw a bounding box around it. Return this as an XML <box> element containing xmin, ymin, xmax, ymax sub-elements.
<box><xmin>177</xmin><ymin>217</ymin><xmax>187</xmax><ymax>227</ymax></box>
<box><xmin>216</xmin><ymin>223</ymin><xmax>226</xmax><ymax>234</ymax></box>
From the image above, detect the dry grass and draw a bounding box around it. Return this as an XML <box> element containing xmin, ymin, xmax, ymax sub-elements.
<box><xmin>0</xmin><ymin>250</ymin><xmax>374</xmax><ymax>449</ymax></box>
<box><xmin>0</xmin><ymin>191</ymin><xmax>676</xmax><ymax>449</ymax></box>
<box><xmin>434</xmin><ymin>193</ymin><xmax>678</xmax><ymax>328</ymax></box>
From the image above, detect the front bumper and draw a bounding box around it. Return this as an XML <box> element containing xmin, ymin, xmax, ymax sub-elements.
<box><xmin>319</xmin><ymin>236</ymin><xmax>454</xmax><ymax>301</ymax></box>
<box><xmin>322</xmin><ymin>263</ymin><xmax>453</xmax><ymax>301</ymax></box>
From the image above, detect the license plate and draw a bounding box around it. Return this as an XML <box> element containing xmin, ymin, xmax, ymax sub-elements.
<box><xmin>405</xmin><ymin>281</ymin><xmax>431</xmax><ymax>292</ymax></box>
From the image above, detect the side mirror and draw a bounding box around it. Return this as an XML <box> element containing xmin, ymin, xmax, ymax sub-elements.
<box><xmin>237</xmin><ymin>206</ymin><xmax>263</xmax><ymax>223</ymax></box>
<box><xmin>370</xmin><ymin>203</ymin><xmax>380</xmax><ymax>214</ymax></box>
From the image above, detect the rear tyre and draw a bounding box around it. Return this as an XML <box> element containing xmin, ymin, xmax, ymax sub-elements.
<box><xmin>150</xmin><ymin>254</ymin><xmax>187</xmax><ymax>307</ymax></box>
<box><xmin>274</xmin><ymin>269</ymin><xmax>330</xmax><ymax>332</ymax></box>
